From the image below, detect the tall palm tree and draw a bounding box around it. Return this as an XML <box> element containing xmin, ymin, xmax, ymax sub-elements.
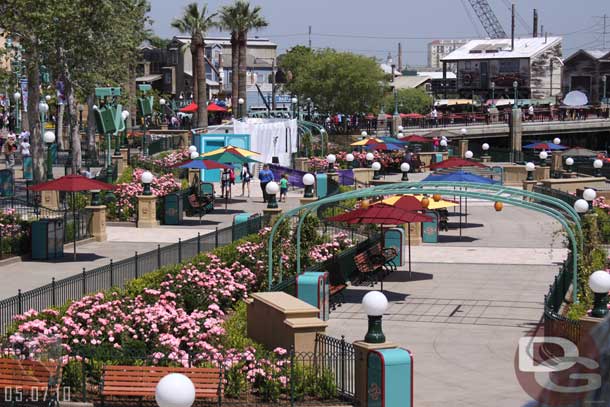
<box><xmin>234</xmin><ymin>2</ymin><xmax>268</xmax><ymax>118</ymax></box>
<box><xmin>218</xmin><ymin>3</ymin><xmax>241</xmax><ymax>112</ymax></box>
<box><xmin>172</xmin><ymin>3</ymin><xmax>217</xmax><ymax>129</ymax></box>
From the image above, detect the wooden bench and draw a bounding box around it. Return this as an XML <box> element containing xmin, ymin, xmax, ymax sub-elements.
<box><xmin>354</xmin><ymin>242</ymin><xmax>397</xmax><ymax>291</ymax></box>
<box><xmin>0</xmin><ymin>358</ymin><xmax>60</xmax><ymax>404</ymax></box>
<box><xmin>101</xmin><ymin>365</ymin><xmax>222</xmax><ymax>406</ymax></box>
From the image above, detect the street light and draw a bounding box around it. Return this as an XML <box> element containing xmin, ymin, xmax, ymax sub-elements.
<box><xmin>372</xmin><ymin>161</ymin><xmax>381</xmax><ymax>180</ymax></box>
<box><xmin>594</xmin><ymin>159</ymin><xmax>603</xmax><ymax>177</ymax></box>
<box><xmin>539</xmin><ymin>150</ymin><xmax>548</xmax><ymax>166</ymax></box>
<box><xmin>513</xmin><ymin>81</ymin><xmax>519</xmax><ymax>110</ymax></box>
<box><xmin>188</xmin><ymin>145</ymin><xmax>197</xmax><ymax>154</ymax></box>
<box><xmin>190</xmin><ymin>151</ymin><xmax>199</xmax><ymax>160</ymax></box>
<box><xmin>490</xmin><ymin>81</ymin><xmax>495</xmax><ymax>107</ymax></box>
<box><xmin>553</xmin><ymin>137</ymin><xmax>561</xmax><ymax>145</ymax></box>
<box><xmin>460</xmin><ymin>128</ymin><xmax>467</xmax><ymax>136</ymax></box>
<box><xmin>464</xmin><ymin>150</ymin><xmax>473</xmax><ymax>159</ymax></box>
<box><xmin>565</xmin><ymin>157</ymin><xmax>574</xmax><ymax>172</ymax></box>
<box><xmin>303</xmin><ymin>173</ymin><xmax>315</xmax><ymax>198</ymax></box>
<box><xmin>361</xmin><ymin>131</ymin><xmax>368</xmax><ymax>138</ymax></box>
<box><xmin>141</xmin><ymin>171</ymin><xmax>154</xmax><ymax>196</ymax></box>
<box><xmin>574</xmin><ymin>198</ymin><xmax>589</xmax><ymax>214</ymax></box>
<box><xmin>366</xmin><ymin>152</ymin><xmax>374</xmax><ymax>167</ymax></box>
<box><xmin>155</xmin><ymin>373</ymin><xmax>196</xmax><ymax>407</ymax></box>
<box><xmin>43</xmin><ymin>131</ymin><xmax>56</xmax><ymax>181</ymax></box>
<box><xmin>238</xmin><ymin>97</ymin><xmax>245</xmax><ymax>119</ymax></box>
<box><xmin>362</xmin><ymin>291</ymin><xmax>389</xmax><ymax>344</ymax></box>
<box><xmin>400</xmin><ymin>162</ymin><xmax>410</xmax><ymax>181</ymax></box>
<box><xmin>291</xmin><ymin>97</ymin><xmax>298</xmax><ymax>119</ymax></box>
<box><xmin>589</xmin><ymin>271</ymin><xmax>610</xmax><ymax>318</ymax></box>
<box><xmin>345</xmin><ymin>153</ymin><xmax>354</xmax><ymax>169</ymax></box>
<box><xmin>583</xmin><ymin>188</ymin><xmax>597</xmax><ymax>210</ymax></box>
<box><xmin>326</xmin><ymin>154</ymin><xmax>336</xmax><ymax>172</ymax></box>
<box><xmin>45</xmin><ymin>94</ymin><xmax>51</xmax><ymax>102</ymax></box>
<box><xmin>525</xmin><ymin>162</ymin><xmax>535</xmax><ymax>181</ymax></box>
<box><xmin>265</xmin><ymin>181</ymin><xmax>280</xmax><ymax>208</ymax></box>
<box><xmin>159</xmin><ymin>98</ymin><xmax>166</xmax><ymax>106</ymax></box>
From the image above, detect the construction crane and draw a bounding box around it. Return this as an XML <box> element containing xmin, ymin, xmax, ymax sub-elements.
<box><xmin>467</xmin><ymin>0</ymin><xmax>507</xmax><ymax>39</ymax></box>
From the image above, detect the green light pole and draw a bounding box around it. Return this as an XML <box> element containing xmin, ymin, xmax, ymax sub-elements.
<box><xmin>603</xmin><ymin>75</ymin><xmax>607</xmax><ymax>113</ymax></box>
<box><xmin>13</xmin><ymin>92</ymin><xmax>21</xmax><ymax>133</ymax></box>
<box><xmin>43</xmin><ymin>131</ymin><xmax>55</xmax><ymax>180</ymax></box>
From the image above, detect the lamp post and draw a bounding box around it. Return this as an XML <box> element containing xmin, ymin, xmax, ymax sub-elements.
<box><xmin>565</xmin><ymin>157</ymin><xmax>574</xmax><ymax>173</ymax></box>
<box><xmin>539</xmin><ymin>150</ymin><xmax>548</xmax><ymax>167</ymax></box>
<box><xmin>464</xmin><ymin>150</ymin><xmax>473</xmax><ymax>160</ymax></box>
<box><xmin>119</xmin><ymin>110</ymin><xmax>129</xmax><ymax>156</ymax></box>
<box><xmin>365</xmin><ymin>152</ymin><xmax>374</xmax><ymax>167</ymax></box>
<box><xmin>303</xmin><ymin>173</ymin><xmax>315</xmax><ymax>198</ymax></box>
<box><xmin>589</xmin><ymin>270</ymin><xmax>610</xmax><ymax>318</ymax></box>
<box><xmin>482</xmin><ymin>143</ymin><xmax>490</xmax><ymax>154</ymax></box>
<box><xmin>574</xmin><ymin>198</ymin><xmax>589</xmax><ymax>215</ymax></box>
<box><xmin>553</xmin><ymin>137</ymin><xmax>561</xmax><ymax>145</ymax></box>
<box><xmin>372</xmin><ymin>161</ymin><xmax>381</xmax><ymax>180</ymax></box>
<box><xmin>594</xmin><ymin>159</ymin><xmax>603</xmax><ymax>177</ymax></box>
<box><xmin>291</xmin><ymin>97</ymin><xmax>298</xmax><ymax>119</ymax></box>
<box><xmin>39</xmin><ymin>100</ymin><xmax>49</xmax><ymax>133</ymax></box>
<box><xmin>490</xmin><ymin>81</ymin><xmax>495</xmax><ymax>107</ymax></box>
<box><xmin>513</xmin><ymin>81</ymin><xmax>519</xmax><ymax>110</ymax></box>
<box><xmin>401</xmin><ymin>162</ymin><xmax>410</xmax><ymax>181</ymax></box>
<box><xmin>155</xmin><ymin>373</ymin><xmax>196</xmax><ymax>407</ymax></box>
<box><xmin>141</xmin><ymin>171</ymin><xmax>153</xmax><ymax>196</ymax></box>
<box><xmin>326</xmin><ymin>154</ymin><xmax>336</xmax><ymax>173</ymax></box>
<box><xmin>13</xmin><ymin>92</ymin><xmax>21</xmax><ymax>133</ymax></box>
<box><xmin>238</xmin><ymin>97</ymin><xmax>245</xmax><ymax>119</ymax></box>
<box><xmin>361</xmin><ymin>130</ymin><xmax>367</xmax><ymax>138</ymax></box>
<box><xmin>346</xmin><ymin>153</ymin><xmax>354</xmax><ymax>169</ymax></box>
<box><xmin>43</xmin><ymin>131</ymin><xmax>55</xmax><ymax>180</ymax></box>
<box><xmin>265</xmin><ymin>181</ymin><xmax>280</xmax><ymax>209</ymax></box>
<box><xmin>583</xmin><ymin>188</ymin><xmax>597</xmax><ymax>210</ymax></box>
<box><xmin>362</xmin><ymin>291</ymin><xmax>388</xmax><ymax>344</ymax></box>
<box><xmin>526</xmin><ymin>162</ymin><xmax>535</xmax><ymax>181</ymax></box>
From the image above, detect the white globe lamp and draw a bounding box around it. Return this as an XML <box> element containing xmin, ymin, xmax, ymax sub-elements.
<box><xmin>565</xmin><ymin>157</ymin><xmax>574</xmax><ymax>172</ymax></box>
<box><xmin>188</xmin><ymin>145</ymin><xmax>198</xmax><ymax>154</ymax></box>
<box><xmin>190</xmin><ymin>151</ymin><xmax>199</xmax><ymax>160</ymax></box>
<box><xmin>583</xmin><ymin>188</ymin><xmax>597</xmax><ymax>202</ymax></box>
<box><xmin>155</xmin><ymin>373</ymin><xmax>196</xmax><ymax>407</ymax></box>
<box><xmin>39</xmin><ymin>101</ymin><xmax>49</xmax><ymax>114</ymax></box>
<box><xmin>400</xmin><ymin>162</ymin><xmax>410</xmax><ymax>181</ymax></box>
<box><xmin>265</xmin><ymin>181</ymin><xmax>280</xmax><ymax>208</ymax></box>
<box><xmin>365</xmin><ymin>152</ymin><xmax>374</xmax><ymax>163</ymax></box>
<box><xmin>482</xmin><ymin>143</ymin><xmax>490</xmax><ymax>151</ymax></box>
<box><xmin>141</xmin><ymin>171</ymin><xmax>154</xmax><ymax>196</ymax></box>
<box><xmin>574</xmin><ymin>199</ymin><xmax>589</xmax><ymax>214</ymax></box>
<box><xmin>525</xmin><ymin>162</ymin><xmax>535</xmax><ymax>181</ymax></box>
<box><xmin>372</xmin><ymin>161</ymin><xmax>382</xmax><ymax>180</ymax></box>
<box><xmin>362</xmin><ymin>291</ymin><xmax>389</xmax><ymax>343</ymax></box>
<box><xmin>13</xmin><ymin>92</ymin><xmax>21</xmax><ymax>101</ymax></box>
<box><xmin>464</xmin><ymin>150</ymin><xmax>474</xmax><ymax>159</ymax></box>
<box><xmin>589</xmin><ymin>271</ymin><xmax>610</xmax><ymax>317</ymax></box>
<box><xmin>303</xmin><ymin>173</ymin><xmax>315</xmax><ymax>198</ymax></box>
<box><xmin>326</xmin><ymin>154</ymin><xmax>337</xmax><ymax>172</ymax></box>
<box><xmin>594</xmin><ymin>159</ymin><xmax>604</xmax><ymax>177</ymax></box>
<box><xmin>121</xmin><ymin>110</ymin><xmax>130</xmax><ymax>121</ymax></box>
<box><xmin>43</xmin><ymin>131</ymin><xmax>55</xmax><ymax>144</ymax></box>
<box><xmin>553</xmin><ymin>137</ymin><xmax>561</xmax><ymax>145</ymax></box>
<box><xmin>361</xmin><ymin>130</ymin><xmax>368</xmax><ymax>138</ymax></box>
<box><xmin>45</xmin><ymin>94</ymin><xmax>51</xmax><ymax>102</ymax></box>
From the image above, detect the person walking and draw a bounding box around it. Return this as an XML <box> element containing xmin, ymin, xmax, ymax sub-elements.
<box><xmin>258</xmin><ymin>164</ymin><xmax>274</xmax><ymax>203</ymax></box>
<box><xmin>279</xmin><ymin>173</ymin><xmax>289</xmax><ymax>202</ymax></box>
<box><xmin>4</xmin><ymin>135</ymin><xmax>17</xmax><ymax>169</ymax></box>
<box><xmin>240</xmin><ymin>163</ymin><xmax>251</xmax><ymax>197</ymax></box>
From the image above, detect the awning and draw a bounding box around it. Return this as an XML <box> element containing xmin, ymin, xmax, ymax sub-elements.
<box><xmin>434</xmin><ymin>99</ymin><xmax>477</xmax><ymax>106</ymax></box>
<box><xmin>136</xmin><ymin>74</ymin><xmax>162</xmax><ymax>83</ymax></box>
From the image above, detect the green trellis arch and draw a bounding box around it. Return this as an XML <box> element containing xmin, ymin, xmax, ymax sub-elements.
<box><xmin>267</xmin><ymin>182</ymin><xmax>584</xmax><ymax>303</ymax></box>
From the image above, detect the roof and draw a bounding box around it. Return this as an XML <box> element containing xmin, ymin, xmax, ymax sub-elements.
<box><xmin>380</xmin><ymin>63</ymin><xmax>402</xmax><ymax>76</ymax></box>
<box><xmin>136</xmin><ymin>74</ymin><xmax>162</xmax><ymax>82</ymax></box>
<box><xmin>173</xmin><ymin>35</ymin><xmax>276</xmax><ymax>48</ymax></box>
<box><xmin>563</xmin><ymin>49</ymin><xmax>610</xmax><ymax>64</ymax></box>
<box><xmin>417</xmin><ymin>71</ymin><xmax>457</xmax><ymax>79</ymax></box>
<box><xmin>393</xmin><ymin>76</ymin><xmax>430</xmax><ymax>89</ymax></box>
<box><xmin>442</xmin><ymin>37</ymin><xmax>562</xmax><ymax>61</ymax></box>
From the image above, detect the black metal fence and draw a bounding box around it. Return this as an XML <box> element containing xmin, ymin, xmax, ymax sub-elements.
<box><xmin>147</xmin><ymin>134</ymin><xmax>185</xmax><ymax>156</ymax></box>
<box><xmin>532</xmin><ymin>185</ymin><xmax>578</xmax><ymax>207</ymax></box>
<box><xmin>0</xmin><ymin>215</ymin><xmax>262</xmax><ymax>335</ymax></box>
<box><xmin>543</xmin><ymin>262</ymin><xmax>581</xmax><ymax>349</ymax></box>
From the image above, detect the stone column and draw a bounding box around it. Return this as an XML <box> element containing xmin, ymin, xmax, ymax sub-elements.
<box><xmin>180</xmin><ymin>131</ymin><xmax>190</xmax><ymax>149</ymax></box>
<box><xmin>391</xmin><ymin>114</ymin><xmax>401</xmax><ymax>135</ymax></box>
<box><xmin>405</xmin><ymin>222</ymin><xmax>422</xmax><ymax>246</ymax></box>
<box><xmin>294</xmin><ymin>157</ymin><xmax>309</xmax><ymax>172</ymax></box>
<box><xmin>458</xmin><ymin>139</ymin><xmax>469</xmax><ymax>158</ymax></box>
<box><xmin>136</xmin><ymin>195</ymin><xmax>159</xmax><ymax>228</ymax></box>
<box><xmin>377</xmin><ymin>113</ymin><xmax>387</xmax><ymax>136</ymax></box>
<box><xmin>112</xmin><ymin>154</ymin><xmax>125</xmax><ymax>176</ymax></box>
<box><xmin>263</xmin><ymin>207</ymin><xmax>283</xmax><ymax>225</ymax></box>
<box><xmin>551</xmin><ymin>153</ymin><xmax>562</xmax><ymax>177</ymax></box>
<box><xmin>41</xmin><ymin>190</ymin><xmax>60</xmax><ymax>210</ymax></box>
<box><xmin>352</xmin><ymin>168</ymin><xmax>374</xmax><ymax>187</ymax></box>
<box><xmin>353</xmin><ymin>341</ymin><xmax>399</xmax><ymax>407</ymax></box>
<box><xmin>86</xmin><ymin>205</ymin><xmax>107</xmax><ymax>242</ymax></box>
<box><xmin>120</xmin><ymin>148</ymin><xmax>129</xmax><ymax>163</ymax></box>
<box><xmin>509</xmin><ymin>109</ymin><xmax>523</xmax><ymax>162</ymax></box>
<box><xmin>535</xmin><ymin>166</ymin><xmax>551</xmax><ymax>180</ymax></box>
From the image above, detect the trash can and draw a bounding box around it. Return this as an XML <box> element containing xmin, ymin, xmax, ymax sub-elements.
<box><xmin>296</xmin><ymin>272</ymin><xmax>330</xmax><ymax>321</ymax></box>
<box><xmin>163</xmin><ymin>192</ymin><xmax>184</xmax><ymax>225</ymax></box>
<box><xmin>31</xmin><ymin>218</ymin><xmax>64</xmax><ymax>260</ymax></box>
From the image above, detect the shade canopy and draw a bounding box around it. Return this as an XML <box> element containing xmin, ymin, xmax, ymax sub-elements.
<box><xmin>560</xmin><ymin>147</ymin><xmax>599</xmax><ymax>157</ymax></box>
<box><xmin>422</xmin><ymin>170</ymin><xmax>498</xmax><ymax>184</ymax></box>
<box><xmin>411</xmin><ymin>194</ymin><xmax>458</xmax><ymax>209</ymax></box>
<box><xmin>429</xmin><ymin>157</ymin><xmax>487</xmax><ymax>170</ymax></box>
<box><xmin>204</xmin><ymin>151</ymin><xmax>259</xmax><ymax>164</ymax></box>
<box><xmin>174</xmin><ymin>158</ymin><xmax>232</xmax><ymax>170</ymax></box>
<box><xmin>179</xmin><ymin>102</ymin><xmax>198</xmax><ymax>113</ymax></box>
<box><xmin>207</xmin><ymin>102</ymin><xmax>227</xmax><ymax>112</ymax></box>
<box><xmin>351</xmin><ymin>137</ymin><xmax>383</xmax><ymax>146</ymax></box>
<box><xmin>378</xmin><ymin>195</ymin><xmax>424</xmax><ymax>211</ymax></box>
<box><xmin>202</xmin><ymin>145</ymin><xmax>260</xmax><ymax>158</ymax></box>
<box><xmin>400</xmin><ymin>113</ymin><xmax>425</xmax><ymax>119</ymax></box>
<box><xmin>365</xmin><ymin>142</ymin><xmax>403</xmax><ymax>151</ymax></box>
<box><xmin>326</xmin><ymin>203</ymin><xmax>432</xmax><ymax>225</ymax></box>
<box><xmin>523</xmin><ymin>141</ymin><xmax>568</xmax><ymax>150</ymax></box>
<box><xmin>28</xmin><ymin>175</ymin><xmax>115</xmax><ymax>192</ymax></box>
<box><xmin>401</xmin><ymin>135</ymin><xmax>432</xmax><ymax>143</ymax></box>
<box><xmin>563</xmin><ymin>90</ymin><xmax>588</xmax><ymax>107</ymax></box>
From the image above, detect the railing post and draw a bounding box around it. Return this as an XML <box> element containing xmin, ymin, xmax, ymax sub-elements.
<box><xmin>51</xmin><ymin>277</ymin><xmax>56</xmax><ymax>307</ymax></box>
<box><xmin>81</xmin><ymin>353</ymin><xmax>87</xmax><ymax>402</ymax></box>
<box><xmin>178</xmin><ymin>238</ymin><xmax>182</xmax><ymax>263</ymax></box>
<box><xmin>197</xmin><ymin>233</ymin><xmax>201</xmax><ymax>253</ymax></box>
<box><xmin>157</xmin><ymin>244</ymin><xmax>161</xmax><ymax>268</ymax></box>
<box><xmin>215</xmin><ymin>227</ymin><xmax>219</xmax><ymax>248</ymax></box>
<box><xmin>17</xmin><ymin>289</ymin><xmax>22</xmax><ymax>315</ymax></box>
<box><xmin>341</xmin><ymin>335</ymin><xmax>346</xmax><ymax>394</ymax></box>
<box><xmin>134</xmin><ymin>251</ymin><xmax>139</xmax><ymax>278</ymax></box>
<box><xmin>290</xmin><ymin>345</ymin><xmax>295</xmax><ymax>407</ymax></box>
<box><xmin>82</xmin><ymin>268</ymin><xmax>86</xmax><ymax>295</ymax></box>
<box><xmin>110</xmin><ymin>259</ymin><xmax>114</xmax><ymax>287</ymax></box>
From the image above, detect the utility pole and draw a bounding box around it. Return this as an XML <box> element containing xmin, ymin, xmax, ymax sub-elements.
<box><xmin>308</xmin><ymin>26</ymin><xmax>312</xmax><ymax>48</ymax></box>
<box><xmin>398</xmin><ymin>43</ymin><xmax>403</xmax><ymax>72</ymax></box>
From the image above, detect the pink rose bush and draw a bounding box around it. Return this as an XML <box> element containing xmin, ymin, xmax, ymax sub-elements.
<box><xmin>308</xmin><ymin>232</ymin><xmax>354</xmax><ymax>263</ymax></box>
<box><xmin>137</xmin><ymin>149</ymin><xmax>190</xmax><ymax>171</ymax></box>
<box><xmin>0</xmin><ymin>209</ymin><xmax>25</xmax><ymax>239</ymax></box>
<box><xmin>593</xmin><ymin>196</ymin><xmax>610</xmax><ymax>212</ymax></box>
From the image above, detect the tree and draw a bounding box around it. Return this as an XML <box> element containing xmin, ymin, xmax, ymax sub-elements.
<box><xmin>172</xmin><ymin>3</ymin><xmax>216</xmax><ymax>129</ymax></box>
<box><xmin>383</xmin><ymin>88</ymin><xmax>433</xmax><ymax>115</ymax></box>
<box><xmin>279</xmin><ymin>48</ymin><xmax>386</xmax><ymax>115</ymax></box>
<box><xmin>218</xmin><ymin>2</ymin><xmax>241</xmax><ymax>111</ymax></box>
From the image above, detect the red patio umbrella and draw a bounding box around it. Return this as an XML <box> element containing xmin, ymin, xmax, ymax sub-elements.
<box><xmin>207</xmin><ymin>102</ymin><xmax>227</xmax><ymax>112</ymax></box>
<box><xmin>29</xmin><ymin>175</ymin><xmax>115</xmax><ymax>260</ymax></box>
<box><xmin>179</xmin><ymin>102</ymin><xmax>198</xmax><ymax>113</ymax></box>
<box><xmin>400</xmin><ymin>113</ymin><xmax>424</xmax><ymax>119</ymax></box>
<box><xmin>429</xmin><ymin>157</ymin><xmax>487</xmax><ymax>170</ymax></box>
<box><xmin>401</xmin><ymin>135</ymin><xmax>432</xmax><ymax>143</ymax></box>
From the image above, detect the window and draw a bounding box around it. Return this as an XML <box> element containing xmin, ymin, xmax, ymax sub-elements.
<box><xmin>499</xmin><ymin>60</ymin><xmax>519</xmax><ymax>73</ymax></box>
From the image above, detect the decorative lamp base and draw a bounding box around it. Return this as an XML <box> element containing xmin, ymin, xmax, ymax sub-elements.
<box><xmin>401</xmin><ymin>172</ymin><xmax>409</xmax><ymax>181</ymax></box>
<box><xmin>365</xmin><ymin>315</ymin><xmax>386</xmax><ymax>344</ymax></box>
<box><xmin>592</xmin><ymin>293</ymin><xmax>609</xmax><ymax>318</ymax></box>
<box><xmin>267</xmin><ymin>195</ymin><xmax>279</xmax><ymax>209</ymax></box>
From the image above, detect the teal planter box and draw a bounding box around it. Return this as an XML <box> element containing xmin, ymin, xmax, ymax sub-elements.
<box><xmin>31</xmin><ymin>219</ymin><xmax>64</xmax><ymax>260</ymax></box>
<box><xmin>296</xmin><ymin>272</ymin><xmax>329</xmax><ymax>321</ymax></box>
<box><xmin>384</xmin><ymin>228</ymin><xmax>404</xmax><ymax>267</ymax></box>
<box><xmin>316</xmin><ymin>173</ymin><xmax>328</xmax><ymax>198</ymax></box>
<box><xmin>367</xmin><ymin>348</ymin><xmax>413</xmax><ymax>407</ymax></box>
<box><xmin>233</xmin><ymin>213</ymin><xmax>252</xmax><ymax>225</ymax></box>
<box><xmin>422</xmin><ymin>210</ymin><xmax>439</xmax><ymax>243</ymax></box>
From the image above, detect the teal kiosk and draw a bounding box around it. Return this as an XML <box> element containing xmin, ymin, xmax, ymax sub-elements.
<box><xmin>295</xmin><ymin>272</ymin><xmax>330</xmax><ymax>321</ymax></box>
<box><xmin>191</xmin><ymin>133</ymin><xmax>251</xmax><ymax>182</ymax></box>
<box><xmin>421</xmin><ymin>210</ymin><xmax>439</xmax><ymax>243</ymax></box>
<box><xmin>383</xmin><ymin>228</ymin><xmax>404</xmax><ymax>268</ymax></box>
<box><xmin>367</xmin><ymin>348</ymin><xmax>414</xmax><ymax>407</ymax></box>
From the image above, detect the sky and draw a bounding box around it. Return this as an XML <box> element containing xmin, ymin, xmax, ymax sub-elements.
<box><xmin>149</xmin><ymin>0</ymin><xmax>610</xmax><ymax>66</ymax></box>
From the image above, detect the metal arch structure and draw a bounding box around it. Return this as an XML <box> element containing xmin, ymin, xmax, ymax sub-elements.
<box><xmin>468</xmin><ymin>0</ymin><xmax>508</xmax><ymax>39</ymax></box>
<box><xmin>297</xmin><ymin>120</ymin><xmax>327</xmax><ymax>156</ymax></box>
<box><xmin>267</xmin><ymin>182</ymin><xmax>584</xmax><ymax>303</ymax></box>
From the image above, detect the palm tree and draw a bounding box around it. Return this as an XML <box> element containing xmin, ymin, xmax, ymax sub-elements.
<box><xmin>172</xmin><ymin>3</ymin><xmax>217</xmax><ymax>129</ymax></box>
<box><xmin>233</xmin><ymin>1</ymin><xmax>268</xmax><ymax>118</ymax></box>
<box><xmin>218</xmin><ymin>3</ymin><xmax>241</xmax><ymax>113</ymax></box>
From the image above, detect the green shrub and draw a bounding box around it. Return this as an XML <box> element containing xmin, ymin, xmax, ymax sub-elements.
<box><xmin>116</xmin><ymin>166</ymin><xmax>134</xmax><ymax>184</ymax></box>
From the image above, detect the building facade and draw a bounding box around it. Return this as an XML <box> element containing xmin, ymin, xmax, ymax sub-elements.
<box><xmin>428</xmin><ymin>39</ymin><xmax>469</xmax><ymax>71</ymax></box>
<box><xmin>441</xmin><ymin>37</ymin><xmax>563</xmax><ymax>101</ymax></box>
<box><xmin>562</xmin><ymin>50</ymin><xmax>610</xmax><ymax>104</ymax></box>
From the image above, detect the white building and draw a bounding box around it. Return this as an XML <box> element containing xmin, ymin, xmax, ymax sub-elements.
<box><xmin>428</xmin><ymin>39</ymin><xmax>469</xmax><ymax>71</ymax></box>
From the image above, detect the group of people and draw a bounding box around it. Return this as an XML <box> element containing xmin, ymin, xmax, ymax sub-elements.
<box><xmin>1</xmin><ymin>130</ymin><xmax>30</xmax><ymax>169</ymax></box>
<box><xmin>220</xmin><ymin>163</ymin><xmax>289</xmax><ymax>203</ymax></box>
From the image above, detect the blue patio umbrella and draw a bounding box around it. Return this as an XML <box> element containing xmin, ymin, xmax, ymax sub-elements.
<box><xmin>379</xmin><ymin>136</ymin><xmax>408</xmax><ymax>145</ymax></box>
<box><xmin>422</xmin><ymin>170</ymin><xmax>498</xmax><ymax>184</ymax></box>
<box><xmin>523</xmin><ymin>141</ymin><xmax>568</xmax><ymax>150</ymax></box>
<box><xmin>174</xmin><ymin>158</ymin><xmax>232</xmax><ymax>170</ymax></box>
<box><xmin>365</xmin><ymin>142</ymin><xmax>403</xmax><ymax>151</ymax></box>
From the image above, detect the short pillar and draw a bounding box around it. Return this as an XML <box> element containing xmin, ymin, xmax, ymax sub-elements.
<box><xmin>488</xmin><ymin>106</ymin><xmax>499</xmax><ymax>123</ymax></box>
<box><xmin>481</xmin><ymin>155</ymin><xmax>491</xmax><ymax>163</ymax></box>
<box><xmin>263</xmin><ymin>207</ymin><xmax>283</xmax><ymax>225</ymax></box>
<box><xmin>377</xmin><ymin>113</ymin><xmax>387</xmax><ymax>135</ymax></box>
<box><xmin>391</xmin><ymin>114</ymin><xmax>401</xmax><ymax>135</ymax></box>
<box><xmin>300</xmin><ymin>197</ymin><xmax>318</xmax><ymax>206</ymax></box>
<box><xmin>535</xmin><ymin>166</ymin><xmax>551</xmax><ymax>180</ymax></box>
<box><xmin>294</xmin><ymin>157</ymin><xmax>309</xmax><ymax>172</ymax></box>
<box><xmin>86</xmin><ymin>205</ymin><xmax>107</xmax><ymax>242</ymax></box>
<box><xmin>112</xmin><ymin>154</ymin><xmax>125</xmax><ymax>176</ymax></box>
<box><xmin>120</xmin><ymin>148</ymin><xmax>129</xmax><ymax>162</ymax></box>
<box><xmin>40</xmin><ymin>190</ymin><xmax>60</xmax><ymax>210</ymax></box>
<box><xmin>136</xmin><ymin>195</ymin><xmax>159</xmax><ymax>228</ymax></box>
<box><xmin>352</xmin><ymin>168</ymin><xmax>374</xmax><ymax>187</ymax></box>
<box><xmin>458</xmin><ymin>139</ymin><xmax>469</xmax><ymax>158</ymax></box>
<box><xmin>405</xmin><ymin>222</ymin><xmax>422</xmax><ymax>246</ymax></box>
